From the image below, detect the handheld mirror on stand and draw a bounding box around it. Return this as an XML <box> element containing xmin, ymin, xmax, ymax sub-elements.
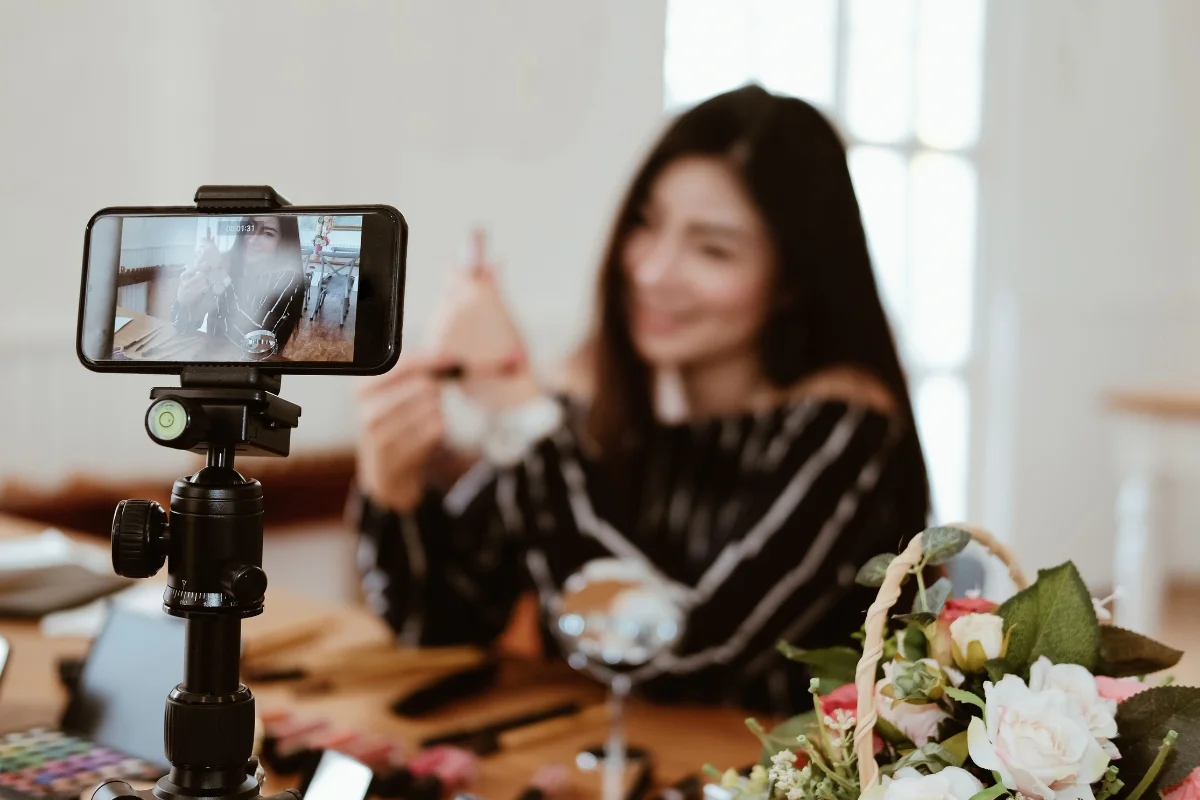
<box><xmin>553</xmin><ymin>559</ymin><xmax>685</xmax><ymax>800</ymax></box>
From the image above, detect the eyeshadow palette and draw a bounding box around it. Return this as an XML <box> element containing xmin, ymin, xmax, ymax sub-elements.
<box><xmin>0</xmin><ymin>729</ymin><xmax>157</xmax><ymax>800</ymax></box>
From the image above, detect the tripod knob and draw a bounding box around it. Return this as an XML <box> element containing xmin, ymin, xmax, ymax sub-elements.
<box><xmin>91</xmin><ymin>780</ymin><xmax>143</xmax><ymax>799</ymax></box>
<box><xmin>222</xmin><ymin>564</ymin><xmax>268</xmax><ymax>605</ymax></box>
<box><xmin>111</xmin><ymin>499</ymin><xmax>168</xmax><ymax>578</ymax></box>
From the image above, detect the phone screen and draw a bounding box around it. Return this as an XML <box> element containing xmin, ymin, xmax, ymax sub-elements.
<box><xmin>304</xmin><ymin>749</ymin><xmax>374</xmax><ymax>800</ymax></box>
<box><xmin>78</xmin><ymin>207</ymin><xmax>404</xmax><ymax>372</ymax></box>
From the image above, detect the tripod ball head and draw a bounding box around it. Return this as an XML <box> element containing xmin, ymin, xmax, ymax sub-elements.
<box><xmin>112</xmin><ymin>499</ymin><xmax>168</xmax><ymax>578</ymax></box>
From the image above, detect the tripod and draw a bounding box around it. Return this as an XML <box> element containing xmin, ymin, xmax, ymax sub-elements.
<box><xmin>90</xmin><ymin>366</ymin><xmax>305</xmax><ymax>800</ymax></box>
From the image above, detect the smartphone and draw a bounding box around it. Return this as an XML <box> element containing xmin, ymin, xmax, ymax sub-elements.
<box><xmin>0</xmin><ymin>635</ymin><xmax>9</xmax><ymax>689</ymax></box>
<box><xmin>77</xmin><ymin>206</ymin><xmax>406</xmax><ymax>374</ymax></box>
<box><xmin>303</xmin><ymin>749</ymin><xmax>374</xmax><ymax>800</ymax></box>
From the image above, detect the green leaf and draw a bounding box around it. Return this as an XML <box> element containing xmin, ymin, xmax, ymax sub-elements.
<box><xmin>996</xmin><ymin>562</ymin><xmax>1099</xmax><ymax>673</ymax></box>
<box><xmin>1114</xmin><ymin>687</ymin><xmax>1200</xmax><ymax>790</ymax></box>
<box><xmin>913</xmin><ymin>577</ymin><xmax>954</xmax><ymax>617</ymax></box>
<box><xmin>968</xmin><ymin>783</ymin><xmax>1009</xmax><ymax>800</ymax></box>
<box><xmin>1099</xmin><ymin>626</ymin><xmax>1184</xmax><ymax>678</ymax></box>
<box><xmin>894</xmin><ymin>612</ymin><xmax>938</xmax><ymax>626</ymax></box>
<box><xmin>942</xmin><ymin>730</ymin><xmax>969</xmax><ymax>765</ymax></box>
<box><xmin>813</xmin><ymin>677</ymin><xmax>849</xmax><ymax>696</ymax></box>
<box><xmin>984</xmin><ymin>658</ymin><xmax>1015</xmax><ymax>683</ymax></box>
<box><xmin>750</xmin><ymin>712</ymin><xmax>818</xmax><ymax>764</ymax></box>
<box><xmin>892</xmin><ymin>743</ymin><xmax>961</xmax><ymax>775</ymax></box>
<box><xmin>901</xmin><ymin>626</ymin><xmax>929</xmax><ymax>662</ymax></box>
<box><xmin>776</xmin><ymin>643</ymin><xmax>860</xmax><ymax>687</ymax></box>
<box><xmin>874</xmin><ymin>715</ymin><xmax>915</xmax><ymax>748</ymax></box>
<box><xmin>857</xmin><ymin>553</ymin><xmax>898</xmax><ymax>587</ymax></box>
<box><xmin>945</xmin><ymin>686</ymin><xmax>986</xmax><ymax>712</ymax></box>
<box><xmin>922</xmin><ymin>526</ymin><xmax>972</xmax><ymax>566</ymax></box>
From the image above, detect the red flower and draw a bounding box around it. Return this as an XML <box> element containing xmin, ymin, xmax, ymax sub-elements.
<box><xmin>817</xmin><ymin>682</ymin><xmax>884</xmax><ymax>754</ymax></box>
<box><xmin>1166</xmin><ymin>767</ymin><xmax>1200</xmax><ymax>800</ymax></box>
<box><xmin>819</xmin><ymin>682</ymin><xmax>859</xmax><ymax>718</ymax></box>
<box><xmin>938</xmin><ymin>596</ymin><xmax>999</xmax><ymax>625</ymax></box>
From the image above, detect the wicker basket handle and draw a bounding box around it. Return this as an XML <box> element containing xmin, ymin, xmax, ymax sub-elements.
<box><xmin>852</xmin><ymin>524</ymin><xmax>1028</xmax><ymax>788</ymax></box>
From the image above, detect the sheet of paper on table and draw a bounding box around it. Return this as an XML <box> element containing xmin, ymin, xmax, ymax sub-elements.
<box><xmin>0</xmin><ymin>527</ymin><xmax>163</xmax><ymax>636</ymax></box>
<box><xmin>0</xmin><ymin>528</ymin><xmax>109</xmax><ymax>574</ymax></box>
<box><xmin>114</xmin><ymin>316</ymin><xmax>133</xmax><ymax>332</ymax></box>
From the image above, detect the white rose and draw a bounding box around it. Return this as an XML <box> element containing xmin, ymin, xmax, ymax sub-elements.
<box><xmin>875</xmin><ymin>659</ymin><xmax>952</xmax><ymax>747</ymax></box>
<box><xmin>862</xmin><ymin>767</ymin><xmax>984</xmax><ymax>800</ymax></box>
<box><xmin>949</xmin><ymin>612</ymin><xmax>1006</xmax><ymax>671</ymax></box>
<box><xmin>1028</xmin><ymin>657</ymin><xmax>1120</xmax><ymax>758</ymax></box>
<box><xmin>968</xmin><ymin>674</ymin><xmax>1110</xmax><ymax>800</ymax></box>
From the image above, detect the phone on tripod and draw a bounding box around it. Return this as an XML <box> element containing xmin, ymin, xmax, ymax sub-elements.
<box><xmin>78</xmin><ymin>199</ymin><xmax>405</xmax><ymax>372</ymax></box>
<box><xmin>75</xmin><ymin>187</ymin><xmax>395</xmax><ymax>800</ymax></box>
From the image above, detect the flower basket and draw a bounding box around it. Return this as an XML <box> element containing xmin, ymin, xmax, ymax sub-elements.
<box><xmin>707</xmin><ymin>524</ymin><xmax>1198</xmax><ymax>800</ymax></box>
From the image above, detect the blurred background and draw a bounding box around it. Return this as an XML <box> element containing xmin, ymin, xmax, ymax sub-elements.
<box><xmin>2</xmin><ymin>0</ymin><xmax>1200</xmax><ymax>628</ymax></box>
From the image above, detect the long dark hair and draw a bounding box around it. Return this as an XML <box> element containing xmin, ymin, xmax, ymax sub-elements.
<box><xmin>586</xmin><ymin>84</ymin><xmax>930</xmax><ymax>531</ymax></box>
<box><xmin>227</xmin><ymin>215</ymin><xmax>303</xmax><ymax>284</ymax></box>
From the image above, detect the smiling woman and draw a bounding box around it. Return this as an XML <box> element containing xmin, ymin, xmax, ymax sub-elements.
<box><xmin>352</xmin><ymin>85</ymin><xmax>931</xmax><ymax>715</ymax></box>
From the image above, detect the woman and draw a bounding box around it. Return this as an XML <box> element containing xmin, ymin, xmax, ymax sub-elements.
<box><xmin>354</xmin><ymin>85</ymin><xmax>930</xmax><ymax>714</ymax></box>
<box><xmin>172</xmin><ymin>215</ymin><xmax>305</xmax><ymax>359</ymax></box>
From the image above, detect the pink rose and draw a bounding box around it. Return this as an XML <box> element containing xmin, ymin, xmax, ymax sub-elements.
<box><xmin>1095</xmin><ymin>675</ymin><xmax>1151</xmax><ymax>703</ymax></box>
<box><xmin>1166</xmin><ymin>767</ymin><xmax>1200</xmax><ymax>800</ymax></box>
<box><xmin>939</xmin><ymin>597</ymin><xmax>1000</xmax><ymax>625</ymax></box>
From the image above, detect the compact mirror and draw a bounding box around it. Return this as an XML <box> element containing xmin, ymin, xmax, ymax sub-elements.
<box><xmin>242</xmin><ymin>330</ymin><xmax>278</xmax><ymax>358</ymax></box>
<box><xmin>556</xmin><ymin>563</ymin><xmax>684</xmax><ymax>668</ymax></box>
<box><xmin>554</xmin><ymin>559</ymin><xmax>684</xmax><ymax>800</ymax></box>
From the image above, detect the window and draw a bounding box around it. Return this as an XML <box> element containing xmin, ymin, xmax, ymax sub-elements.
<box><xmin>665</xmin><ymin>0</ymin><xmax>986</xmax><ymax>524</ymax></box>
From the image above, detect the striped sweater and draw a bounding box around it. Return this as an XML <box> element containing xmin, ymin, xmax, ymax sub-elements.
<box><xmin>355</xmin><ymin>397</ymin><xmax>915</xmax><ymax>715</ymax></box>
<box><xmin>171</xmin><ymin>268</ymin><xmax>302</xmax><ymax>355</ymax></box>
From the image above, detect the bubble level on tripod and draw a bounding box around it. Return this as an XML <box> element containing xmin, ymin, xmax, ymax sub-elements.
<box><xmin>147</xmin><ymin>399</ymin><xmax>188</xmax><ymax>441</ymax></box>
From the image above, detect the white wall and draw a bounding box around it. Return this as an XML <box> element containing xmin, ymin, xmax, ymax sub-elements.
<box><xmin>977</xmin><ymin>0</ymin><xmax>1200</xmax><ymax>586</ymax></box>
<box><xmin>0</xmin><ymin>0</ymin><xmax>666</xmax><ymax>485</ymax></box>
<box><xmin>9</xmin><ymin>0</ymin><xmax>1200</xmax><ymax>590</ymax></box>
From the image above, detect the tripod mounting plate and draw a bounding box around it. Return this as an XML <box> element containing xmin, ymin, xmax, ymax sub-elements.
<box><xmin>147</xmin><ymin>370</ymin><xmax>300</xmax><ymax>458</ymax></box>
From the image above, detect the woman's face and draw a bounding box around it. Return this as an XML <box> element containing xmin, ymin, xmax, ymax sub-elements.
<box><xmin>243</xmin><ymin>216</ymin><xmax>282</xmax><ymax>264</ymax></box>
<box><xmin>622</xmin><ymin>156</ymin><xmax>775</xmax><ymax>369</ymax></box>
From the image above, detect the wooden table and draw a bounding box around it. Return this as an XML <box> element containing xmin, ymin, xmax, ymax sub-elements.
<box><xmin>1107</xmin><ymin>389</ymin><xmax>1200</xmax><ymax>637</ymax></box>
<box><xmin>112</xmin><ymin>306</ymin><xmax>211</xmax><ymax>362</ymax></box>
<box><xmin>0</xmin><ymin>514</ymin><xmax>761</xmax><ymax>797</ymax></box>
<box><xmin>112</xmin><ymin>305</ymin><xmax>305</xmax><ymax>363</ymax></box>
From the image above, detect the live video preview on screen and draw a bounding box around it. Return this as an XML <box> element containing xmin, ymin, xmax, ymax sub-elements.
<box><xmin>84</xmin><ymin>214</ymin><xmax>362</xmax><ymax>363</ymax></box>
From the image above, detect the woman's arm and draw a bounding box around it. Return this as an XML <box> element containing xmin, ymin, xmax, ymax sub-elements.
<box><xmin>351</xmin><ymin>341</ymin><xmax>569</xmax><ymax>647</ymax></box>
<box><xmin>352</xmin><ymin>484</ymin><xmax>530</xmax><ymax>647</ymax></box>
<box><xmin>220</xmin><ymin>270</ymin><xmax>302</xmax><ymax>351</ymax></box>
<box><xmin>626</xmin><ymin>397</ymin><xmax>910</xmax><ymax>713</ymax></box>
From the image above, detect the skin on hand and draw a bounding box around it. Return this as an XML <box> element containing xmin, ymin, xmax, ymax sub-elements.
<box><xmin>354</xmin><ymin>353</ymin><xmax>452</xmax><ymax>511</ymax></box>
<box><xmin>424</xmin><ymin>234</ymin><xmax>539</xmax><ymax>412</ymax></box>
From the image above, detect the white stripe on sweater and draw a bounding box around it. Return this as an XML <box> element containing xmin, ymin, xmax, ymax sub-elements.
<box><xmin>626</xmin><ymin>442</ymin><xmax>889</xmax><ymax>679</ymax></box>
<box><xmin>689</xmin><ymin>407</ymin><xmax>864</xmax><ymax>605</ymax></box>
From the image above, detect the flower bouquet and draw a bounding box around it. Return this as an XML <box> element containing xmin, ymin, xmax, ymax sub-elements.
<box><xmin>706</xmin><ymin>525</ymin><xmax>1196</xmax><ymax>800</ymax></box>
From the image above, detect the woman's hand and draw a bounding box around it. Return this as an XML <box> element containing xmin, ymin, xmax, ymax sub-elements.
<box><xmin>355</xmin><ymin>353</ymin><xmax>448</xmax><ymax>512</ymax></box>
<box><xmin>176</xmin><ymin>231</ymin><xmax>227</xmax><ymax>305</ymax></box>
<box><xmin>425</xmin><ymin>259</ymin><xmax>539</xmax><ymax>412</ymax></box>
<box><xmin>176</xmin><ymin>268</ymin><xmax>210</xmax><ymax>306</ymax></box>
